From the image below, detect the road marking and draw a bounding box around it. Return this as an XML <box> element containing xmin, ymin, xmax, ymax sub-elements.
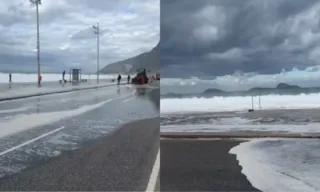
<box><xmin>120</xmin><ymin>91</ymin><xmax>135</xmax><ymax>101</ymax></box>
<box><xmin>122</xmin><ymin>97</ymin><xmax>135</xmax><ymax>103</ymax></box>
<box><xmin>0</xmin><ymin>126</ymin><xmax>65</xmax><ymax>156</ymax></box>
<box><xmin>146</xmin><ymin>149</ymin><xmax>160</xmax><ymax>192</ymax></box>
<box><xmin>144</xmin><ymin>85</ymin><xmax>159</xmax><ymax>89</ymax></box>
<box><xmin>160</xmin><ymin>137</ymin><xmax>222</xmax><ymax>141</ymax></box>
<box><xmin>108</xmin><ymin>90</ymin><xmax>135</xmax><ymax>103</ymax></box>
<box><xmin>0</xmin><ymin>89</ymin><xmax>136</xmax><ymax>157</ymax></box>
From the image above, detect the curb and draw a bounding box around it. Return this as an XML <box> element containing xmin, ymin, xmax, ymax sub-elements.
<box><xmin>0</xmin><ymin>83</ymin><xmax>127</xmax><ymax>102</ymax></box>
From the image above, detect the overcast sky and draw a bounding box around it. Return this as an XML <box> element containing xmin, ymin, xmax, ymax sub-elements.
<box><xmin>161</xmin><ymin>0</ymin><xmax>320</xmax><ymax>80</ymax></box>
<box><xmin>0</xmin><ymin>0</ymin><xmax>159</xmax><ymax>73</ymax></box>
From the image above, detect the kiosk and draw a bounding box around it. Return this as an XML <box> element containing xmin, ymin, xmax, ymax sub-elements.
<box><xmin>69</xmin><ymin>68</ymin><xmax>82</xmax><ymax>85</ymax></box>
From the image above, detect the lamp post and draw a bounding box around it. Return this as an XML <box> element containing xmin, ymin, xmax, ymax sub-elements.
<box><xmin>93</xmin><ymin>22</ymin><xmax>100</xmax><ymax>84</ymax></box>
<box><xmin>30</xmin><ymin>0</ymin><xmax>41</xmax><ymax>87</ymax></box>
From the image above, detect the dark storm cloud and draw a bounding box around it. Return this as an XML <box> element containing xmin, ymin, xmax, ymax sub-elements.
<box><xmin>160</xmin><ymin>0</ymin><xmax>320</xmax><ymax>77</ymax></box>
<box><xmin>0</xmin><ymin>0</ymin><xmax>159</xmax><ymax>73</ymax></box>
<box><xmin>0</xmin><ymin>52</ymin><xmax>66</xmax><ymax>73</ymax></box>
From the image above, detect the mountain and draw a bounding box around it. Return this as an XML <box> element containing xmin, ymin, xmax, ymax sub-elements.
<box><xmin>203</xmin><ymin>88</ymin><xmax>225</xmax><ymax>95</ymax></box>
<box><xmin>275</xmin><ymin>83</ymin><xmax>300</xmax><ymax>89</ymax></box>
<box><xmin>100</xmin><ymin>42</ymin><xmax>159</xmax><ymax>74</ymax></box>
<box><xmin>161</xmin><ymin>83</ymin><xmax>320</xmax><ymax>98</ymax></box>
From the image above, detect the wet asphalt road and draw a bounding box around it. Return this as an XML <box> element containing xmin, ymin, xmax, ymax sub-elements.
<box><xmin>0</xmin><ymin>118</ymin><xmax>159</xmax><ymax>191</ymax></box>
<box><xmin>160</xmin><ymin>139</ymin><xmax>259</xmax><ymax>192</ymax></box>
<box><xmin>0</xmin><ymin>84</ymin><xmax>159</xmax><ymax>184</ymax></box>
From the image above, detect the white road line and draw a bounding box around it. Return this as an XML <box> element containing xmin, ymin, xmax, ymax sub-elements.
<box><xmin>0</xmin><ymin>126</ymin><xmax>65</xmax><ymax>156</ymax></box>
<box><xmin>146</xmin><ymin>149</ymin><xmax>160</xmax><ymax>192</ymax></box>
<box><xmin>122</xmin><ymin>97</ymin><xmax>135</xmax><ymax>103</ymax></box>
<box><xmin>107</xmin><ymin>90</ymin><xmax>135</xmax><ymax>103</ymax></box>
<box><xmin>117</xmin><ymin>90</ymin><xmax>136</xmax><ymax>100</ymax></box>
<box><xmin>0</xmin><ymin>89</ymin><xmax>136</xmax><ymax>157</ymax></box>
<box><xmin>145</xmin><ymin>85</ymin><xmax>159</xmax><ymax>89</ymax></box>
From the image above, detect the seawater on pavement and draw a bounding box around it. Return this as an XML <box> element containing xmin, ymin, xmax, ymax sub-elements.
<box><xmin>0</xmin><ymin>85</ymin><xmax>159</xmax><ymax>179</ymax></box>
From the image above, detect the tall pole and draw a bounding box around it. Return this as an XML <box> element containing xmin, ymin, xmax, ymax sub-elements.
<box><xmin>259</xmin><ymin>96</ymin><xmax>261</xmax><ymax>110</ymax></box>
<box><xmin>251</xmin><ymin>96</ymin><xmax>254</xmax><ymax>110</ymax></box>
<box><xmin>30</xmin><ymin>0</ymin><xmax>41</xmax><ymax>87</ymax></box>
<box><xmin>36</xmin><ymin>2</ymin><xmax>40</xmax><ymax>87</ymax></box>
<box><xmin>97</xmin><ymin>22</ymin><xmax>99</xmax><ymax>84</ymax></box>
<box><xmin>93</xmin><ymin>23</ymin><xmax>100</xmax><ymax>84</ymax></box>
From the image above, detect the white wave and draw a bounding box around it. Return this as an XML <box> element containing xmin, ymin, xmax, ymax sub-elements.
<box><xmin>229</xmin><ymin>138</ymin><xmax>320</xmax><ymax>192</ymax></box>
<box><xmin>0</xmin><ymin>99</ymin><xmax>111</xmax><ymax>138</ymax></box>
<box><xmin>161</xmin><ymin>68</ymin><xmax>320</xmax><ymax>92</ymax></box>
<box><xmin>161</xmin><ymin>93</ymin><xmax>320</xmax><ymax>114</ymax></box>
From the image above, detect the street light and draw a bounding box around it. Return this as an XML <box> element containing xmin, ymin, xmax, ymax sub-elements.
<box><xmin>30</xmin><ymin>0</ymin><xmax>41</xmax><ymax>87</ymax></box>
<box><xmin>93</xmin><ymin>22</ymin><xmax>100</xmax><ymax>84</ymax></box>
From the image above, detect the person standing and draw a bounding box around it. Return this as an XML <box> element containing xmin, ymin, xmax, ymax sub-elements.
<box><xmin>117</xmin><ymin>74</ymin><xmax>122</xmax><ymax>85</ymax></box>
<box><xmin>38</xmin><ymin>75</ymin><xmax>42</xmax><ymax>87</ymax></box>
<box><xmin>127</xmin><ymin>75</ymin><xmax>130</xmax><ymax>84</ymax></box>
<box><xmin>62</xmin><ymin>70</ymin><xmax>66</xmax><ymax>83</ymax></box>
<box><xmin>9</xmin><ymin>73</ymin><xmax>12</xmax><ymax>89</ymax></box>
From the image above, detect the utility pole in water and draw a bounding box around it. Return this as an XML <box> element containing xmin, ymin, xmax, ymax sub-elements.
<box><xmin>259</xmin><ymin>96</ymin><xmax>261</xmax><ymax>110</ymax></box>
<box><xmin>93</xmin><ymin>23</ymin><xmax>100</xmax><ymax>84</ymax></box>
<box><xmin>30</xmin><ymin>0</ymin><xmax>42</xmax><ymax>87</ymax></box>
<box><xmin>251</xmin><ymin>96</ymin><xmax>254</xmax><ymax>110</ymax></box>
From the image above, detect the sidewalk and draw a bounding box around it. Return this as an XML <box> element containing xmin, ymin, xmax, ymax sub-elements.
<box><xmin>0</xmin><ymin>81</ymin><xmax>121</xmax><ymax>102</ymax></box>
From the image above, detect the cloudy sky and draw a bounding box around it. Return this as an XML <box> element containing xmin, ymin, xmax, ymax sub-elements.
<box><xmin>0</xmin><ymin>0</ymin><xmax>159</xmax><ymax>73</ymax></box>
<box><xmin>161</xmin><ymin>0</ymin><xmax>320</xmax><ymax>91</ymax></box>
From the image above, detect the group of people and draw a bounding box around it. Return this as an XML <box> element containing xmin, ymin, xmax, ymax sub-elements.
<box><xmin>7</xmin><ymin>71</ymin><xmax>132</xmax><ymax>88</ymax></box>
<box><xmin>117</xmin><ymin>74</ymin><xmax>131</xmax><ymax>85</ymax></box>
<box><xmin>8</xmin><ymin>73</ymin><xmax>42</xmax><ymax>87</ymax></box>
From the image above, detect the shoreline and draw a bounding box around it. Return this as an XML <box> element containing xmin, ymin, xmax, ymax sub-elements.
<box><xmin>160</xmin><ymin>133</ymin><xmax>320</xmax><ymax>191</ymax></box>
<box><xmin>160</xmin><ymin>131</ymin><xmax>320</xmax><ymax>139</ymax></box>
<box><xmin>160</xmin><ymin>138</ymin><xmax>260</xmax><ymax>191</ymax></box>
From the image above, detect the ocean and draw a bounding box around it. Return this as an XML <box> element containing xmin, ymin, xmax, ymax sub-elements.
<box><xmin>160</xmin><ymin>78</ymin><xmax>320</xmax><ymax>134</ymax></box>
<box><xmin>0</xmin><ymin>72</ymin><xmax>117</xmax><ymax>83</ymax></box>
<box><xmin>0</xmin><ymin>72</ymin><xmax>118</xmax><ymax>92</ymax></box>
<box><xmin>160</xmin><ymin>77</ymin><xmax>320</xmax><ymax>191</ymax></box>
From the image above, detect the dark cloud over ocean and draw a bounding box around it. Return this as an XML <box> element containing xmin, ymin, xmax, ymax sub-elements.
<box><xmin>160</xmin><ymin>0</ymin><xmax>320</xmax><ymax>78</ymax></box>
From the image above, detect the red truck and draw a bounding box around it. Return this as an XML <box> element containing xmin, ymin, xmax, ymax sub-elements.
<box><xmin>132</xmin><ymin>69</ymin><xmax>149</xmax><ymax>84</ymax></box>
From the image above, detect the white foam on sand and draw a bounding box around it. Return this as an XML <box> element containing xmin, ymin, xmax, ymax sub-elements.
<box><xmin>160</xmin><ymin>123</ymin><xmax>320</xmax><ymax>134</ymax></box>
<box><xmin>161</xmin><ymin>93</ymin><xmax>320</xmax><ymax>114</ymax></box>
<box><xmin>0</xmin><ymin>99</ymin><xmax>111</xmax><ymax>138</ymax></box>
<box><xmin>229</xmin><ymin>138</ymin><xmax>320</xmax><ymax>192</ymax></box>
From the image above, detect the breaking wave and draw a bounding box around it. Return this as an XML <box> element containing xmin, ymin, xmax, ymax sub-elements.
<box><xmin>161</xmin><ymin>93</ymin><xmax>320</xmax><ymax>114</ymax></box>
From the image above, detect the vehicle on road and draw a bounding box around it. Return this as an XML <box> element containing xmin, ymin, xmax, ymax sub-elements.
<box><xmin>132</xmin><ymin>69</ymin><xmax>149</xmax><ymax>84</ymax></box>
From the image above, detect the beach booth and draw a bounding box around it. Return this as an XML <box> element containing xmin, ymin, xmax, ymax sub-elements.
<box><xmin>70</xmin><ymin>68</ymin><xmax>82</xmax><ymax>85</ymax></box>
